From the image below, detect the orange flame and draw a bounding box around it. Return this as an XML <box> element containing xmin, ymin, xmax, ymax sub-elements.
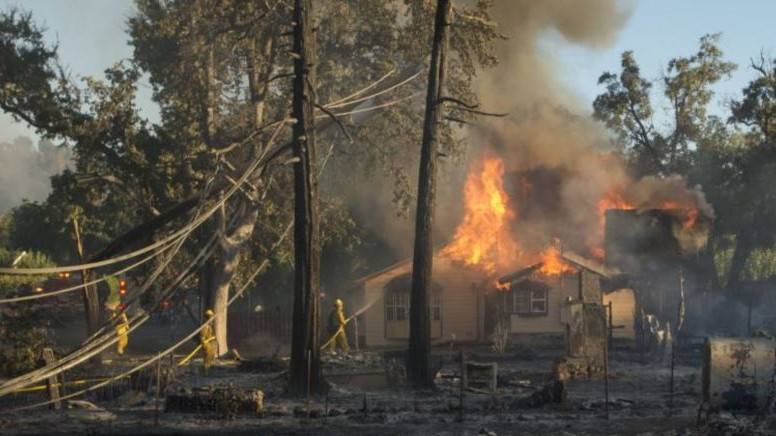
<box><xmin>442</xmin><ymin>156</ymin><xmax>519</xmax><ymax>275</ymax></box>
<box><xmin>537</xmin><ymin>246</ymin><xmax>576</xmax><ymax>276</ymax></box>
<box><xmin>587</xmin><ymin>190</ymin><xmax>701</xmax><ymax>257</ymax></box>
<box><xmin>657</xmin><ymin>201</ymin><xmax>699</xmax><ymax>230</ymax></box>
<box><xmin>588</xmin><ymin>191</ymin><xmax>634</xmax><ymax>258</ymax></box>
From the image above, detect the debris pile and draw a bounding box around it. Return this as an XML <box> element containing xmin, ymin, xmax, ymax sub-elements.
<box><xmin>165</xmin><ymin>385</ymin><xmax>265</xmax><ymax>418</ymax></box>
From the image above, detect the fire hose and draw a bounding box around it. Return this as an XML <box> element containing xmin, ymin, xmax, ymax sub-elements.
<box><xmin>177</xmin><ymin>336</ymin><xmax>216</xmax><ymax>367</ymax></box>
<box><xmin>319</xmin><ymin>295</ymin><xmax>381</xmax><ymax>350</ymax></box>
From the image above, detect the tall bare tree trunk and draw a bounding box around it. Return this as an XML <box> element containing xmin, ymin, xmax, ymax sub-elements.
<box><xmin>207</xmin><ymin>205</ymin><xmax>259</xmax><ymax>355</ymax></box>
<box><xmin>289</xmin><ymin>0</ymin><xmax>322</xmax><ymax>396</ymax></box>
<box><xmin>407</xmin><ymin>0</ymin><xmax>451</xmax><ymax>388</ymax></box>
<box><xmin>203</xmin><ymin>32</ymin><xmax>275</xmax><ymax>356</ymax></box>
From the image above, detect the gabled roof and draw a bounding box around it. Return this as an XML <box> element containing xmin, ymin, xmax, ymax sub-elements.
<box><xmin>352</xmin><ymin>258</ymin><xmax>412</xmax><ymax>286</ymax></box>
<box><xmin>354</xmin><ymin>247</ymin><xmax>621</xmax><ymax>290</ymax></box>
<box><xmin>560</xmin><ymin>250</ymin><xmax>619</xmax><ymax>278</ymax></box>
<box><xmin>496</xmin><ymin>250</ymin><xmax>619</xmax><ymax>285</ymax></box>
<box><xmin>497</xmin><ymin>263</ymin><xmax>542</xmax><ymax>285</ymax></box>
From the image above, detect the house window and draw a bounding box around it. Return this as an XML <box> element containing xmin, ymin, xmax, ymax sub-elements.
<box><xmin>385</xmin><ymin>290</ymin><xmax>441</xmax><ymax>321</ymax></box>
<box><xmin>384</xmin><ymin>273</ymin><xmax>443</xmax><ymax>339</ymax></box>
<box><xmin>385</xmin><ymin>290</ymin><xmax>409</xmax><ymax>321</ymax></box>
<box><xmin>432</xmin><ymin>292</ymin><xmax>441</xmax><ymax>321</ymax></box>
<box><xmin>512</xmin><ymin>281</ymin><xmax>549</xmax><ymax>315</ymax></box>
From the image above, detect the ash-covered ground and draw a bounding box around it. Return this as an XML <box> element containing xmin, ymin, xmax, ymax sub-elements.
<box><xmin>1</xmin><ymin>345</ymin><xmax>774</xmax><ymax>435</ymax></box>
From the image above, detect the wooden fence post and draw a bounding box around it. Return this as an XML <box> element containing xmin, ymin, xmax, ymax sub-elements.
<box><xmin>353</xmin><ymin>316</ymin><xmax>359</xmax><ymax>351</ymax></box>
<box><xmin>42</xmin><ymin>348</ymin><xmax>61</xmax><ymax>410</ymax></box>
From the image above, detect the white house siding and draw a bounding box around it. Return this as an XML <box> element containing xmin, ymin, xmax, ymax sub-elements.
<box><xmin>358</xmin><ymin>257</ymin><xmax>483</xmax><ymax>348</ymax></box>
<box><xmin>509</xmin><ymin>272</ymin><xmax>578</xmax><ymax>334</ymax></box>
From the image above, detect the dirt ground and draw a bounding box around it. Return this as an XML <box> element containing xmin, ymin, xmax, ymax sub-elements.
<box><xmin>1</xmin><ymin>345</ymin><xmax>775</xmax><ymax>435</ymax></box>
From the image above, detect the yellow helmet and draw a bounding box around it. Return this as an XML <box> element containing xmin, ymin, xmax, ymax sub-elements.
<box><xmin>205</xmin><ymin>309</ymin><xmax>215</xmax><ymax>318</ymax></box>
<box><xmin>334</xmin><ymin>298</ymin><xmax>343</xmax><ymax>308</ymax></box>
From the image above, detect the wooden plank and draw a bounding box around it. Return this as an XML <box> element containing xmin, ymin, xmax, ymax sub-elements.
<box><xmin>42</xmin><ymin>348</ymin><xmax>61</xmax><ymax>410</ymax></box>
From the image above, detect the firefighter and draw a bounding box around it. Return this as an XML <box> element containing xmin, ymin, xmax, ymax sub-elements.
<box><xmin>115</xmin><ymin>311</ymin><xmax>130</xmax><ymax>355</ymax></box>
<box><xmin>201</xmin><ymin>309</ymin><xmax>217</xmax><ymax>371</ymax></box>
<box><xmin>325</xmin><ymin>298</ymin><xmax>349</xmax><ymax>353</ymax></box>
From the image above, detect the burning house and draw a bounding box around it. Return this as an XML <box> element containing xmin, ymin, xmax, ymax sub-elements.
<box><xmin>493</xmin><ymin>250</ymin><xmax>627</xmax><ymax>345</ymax></box>
<box><xmin>350</xmin><ymin>246</ymin><xmax>635</xmax><ymax>349</ymax></box>
<box><xmin>348</xmin><ymin>145</ymin><xmax>714</xmax><ymax>353</ymax></box>
<box><xmin>603</xmin><ymin>207</ymin><xmax>712</xmax><ymax>336</ymax></box>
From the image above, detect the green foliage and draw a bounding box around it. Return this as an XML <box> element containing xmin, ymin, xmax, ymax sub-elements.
<box><xmin>731</xmin><ymin>56</ymin><xmax>776</xmax><ymax>141</ymax></box>
<box><xmin>5</xmin><ymin>201</ymin><xmax>73</xmax><ymax>263</ymax></box>
<box><xmin>0</xmin><ymin>248</ymin><xmax>54</xmax><ymax>376</ymax></box>
<box><xmin>0</xmin><ymin>247</ymin><xmax>54</xmax><ymax>296</ymax></box>
<box><xmin>0</xmin><ymin>1</ymin><xmax>503</xmax><ymax>311</ymax></box>
<box><xmin>0</xmin><ymin>323</ymin><xmax>46</xmax><ymax>376</ymax></box>
<box><xmin>593</xmin><ymin>34</ymin><xmax>776</xmax><ymax>293</ymax></box>
<box><xmin>743</xmin><ymin>248</ymin><xmax>776</xmax><ymax>281</ymax></box>
<box><xmin>104</xmin><ymin>275</ymin><xmax>120</xmax><ymax>308</ymax></box>
<box><xmin>594</xmin><ymin>34</ymin><xmax>736</xmax><ymax>176</ymax></box>
<box><xmin>0</xmin><ymin>9</ymin><xmax>84</xmax><ymax>137</ymax></box>
<box><xmin>715</xmin><ymin>242</ymin><xmax>776</xmax><ymax>286</ymax></box>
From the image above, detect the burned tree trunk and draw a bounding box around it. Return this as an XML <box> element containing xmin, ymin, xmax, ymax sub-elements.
<box><xmin>288</xmin><ymin>0</ymin><xmax>322</xmax><ymax>396</ymax></box>
<box><xmin>407</xmin><ymin>0</ymin><xmax>451</xmax><ymax>389</ymax></box>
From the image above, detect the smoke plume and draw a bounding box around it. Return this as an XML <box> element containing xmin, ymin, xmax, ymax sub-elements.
<box><xmin>0</xmin><ymin>137</ymin><xmax>72</xmax><ymax>215</ymax></box>
<box><xmin>461</xmin><ymin>0</ymin><xmax>713</xmax><ymax>259</ymax></box>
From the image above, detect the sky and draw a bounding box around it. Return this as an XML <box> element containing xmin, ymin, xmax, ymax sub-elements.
<box><xmin>544</xmin><ymin>0</ymin><xmax>776</xmax><ymax>123</ymax></box>
<box><xmin>0</xmin><ymin>0</ymin><xmax>774</xmax><ymax>201</ymax></box>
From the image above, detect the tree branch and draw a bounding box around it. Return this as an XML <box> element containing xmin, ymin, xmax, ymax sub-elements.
<box><xmin>313</xmin><ymin>102</ymin><xmax>353</xmax><ymax>142</ymax></box>
<box><xmin>439</xmin><ymin>96</ymin><xmax>508</xmax><ymax>117</ymax></box>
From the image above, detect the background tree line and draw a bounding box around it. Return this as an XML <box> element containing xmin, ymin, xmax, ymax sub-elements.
<box><xmin>594</xmin><ymin>33</ymin><xmax>776</xmax><ymax>310</ymax></box>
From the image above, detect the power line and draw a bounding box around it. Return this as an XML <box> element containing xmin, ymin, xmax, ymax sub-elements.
<box><xmin>0</xmin><ymin>121</ymin><xmax>290</xmax><ymax>396</ymax></box>
<box><xmin>0</xmin><ymin>119</ymin><xmax>287</xmax><ymax>276</ymax></box>
<box><xmin>8</xmin><ymin>144</ymin><xmax>336</xmax><ymax>411</ymax></box>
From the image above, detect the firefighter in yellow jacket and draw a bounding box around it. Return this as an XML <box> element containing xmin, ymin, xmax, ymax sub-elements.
<box><xmin>201</xmin><ymin>309</ymin><xmax>217</xmax><ymax>371</ymax></box>
<box><xmin>115</xmin><ymin>311</ymin><xmax>130</xmax><ymax>355</ymax></box>
<box><xmin>325</xmin><ymin>299</ymin><xmax>349</xmax><ymax>353</ymax></box>
<box><xmin>106</xmin><ymin>302</ymin><xmax>130</xmax><ymax>355</ymax></box>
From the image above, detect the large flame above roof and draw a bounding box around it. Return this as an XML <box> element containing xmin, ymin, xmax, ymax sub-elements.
<box><xmin>441</xmin><ymin>156</ymin><xmax>519</xmax><ymax>275</ymax></box>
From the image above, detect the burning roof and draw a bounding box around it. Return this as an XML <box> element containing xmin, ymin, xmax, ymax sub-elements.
<box><xmin>496</xmin><ymin>249</ymin><xmax>615</xmax><ymax>286</ymax></box>
<box><xmin>438</xmin><ymin>153</ymin><xmax>711</xmax><ymax>279</ymax></box>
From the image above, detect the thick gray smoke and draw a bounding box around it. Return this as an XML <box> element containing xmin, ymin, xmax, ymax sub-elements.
<box><xmin>463</xmin><ymin>0</ymin><xmax>713</xmax><ymax>258</ymax></box>
<box><xmin>332</xmin><ymin>0</ymin><xmax>711</xmax><ymax>265</ymax></box>
<box><xmin>0</xmin><ymin>137</ymin><xmax>72</xmax><ymax>214</ymax></box>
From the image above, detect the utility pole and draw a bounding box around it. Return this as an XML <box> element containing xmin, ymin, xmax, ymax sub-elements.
<box><xmin>289</xmin><ymin>0</ymin><xmax>322</xmax><ymax>396</ymax></box>
<box><xmin>407</xmin><ymin>0</ymin><xmax>451</xmax><ymax>388</ymax></box>
<box><xmin>72</xmin><ymin>213</ymin><xmax>100</xmax><ymax>339</ymax></box>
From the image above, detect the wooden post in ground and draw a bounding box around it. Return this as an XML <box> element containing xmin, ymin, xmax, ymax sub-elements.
<box><xmin>72</xmin><ymin>215</ymin><xmax>101</xmax><ymax>341</ymax></box>
<box><xmin>353</xmin><ymin>316</ymin><xmax>359</xmax><ymax>352</ymax></box>
<box><xmin>155</xmin><ymin>354</ymin><xmax>162</xmax><ymax>426</ymax></box>
<box><xmin>42</xmin><ymin>348</ymin><xmax>61</xmax><ymax>410</ymax></box>
<box><xmin>458</xmin><ymin>350</ymin><xmax>464</xmax><ymax>422</ymax></box>
<box><xmin>669</xmin><ymin>336</ymin><xmax>676</xmax><ymax>412</ymax></box>
<box><xmin>603</xmin><ymin>323</ymin><xmax>609</xmax><ymax>420</ymax></box>
<box><xmin>607</xmin><ymin>301</ymin><xmax>613</xmax><ymax>349</ymax></box>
